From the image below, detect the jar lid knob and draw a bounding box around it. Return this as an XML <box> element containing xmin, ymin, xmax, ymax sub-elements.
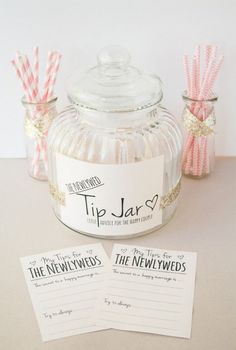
<box><xmin>67</xmin><ymin>46</ymin><xmax>163</xmax><ymax>111</ymax></box>
<box><xmin>97</xmin><ymin>46</ymin><xmax>131</xmax><ymax>71</ymax></box>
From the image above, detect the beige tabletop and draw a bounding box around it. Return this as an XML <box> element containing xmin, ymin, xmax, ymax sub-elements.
<box><xmin>1</xmin><ymin>157</ymin><xmax>236</xmax><ymax>350</ymax></box>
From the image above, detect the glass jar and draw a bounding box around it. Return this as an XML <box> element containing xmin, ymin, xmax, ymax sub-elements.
<box><xmin>22</xmin><ymin>97</ymin><xmax>57</xmax><ymax>181</ymax></box>
<box><xmin>182</xmin><ymin>93</ymin><xmax>217</xmax><ymax>178</ymax></box>
<box><xmin>48</xmin><ymin>46</ymin><xmax>183</xmax><ymax>239</ymax></box>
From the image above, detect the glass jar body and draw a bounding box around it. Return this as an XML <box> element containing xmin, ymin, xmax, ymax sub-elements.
<box><xmin>23</xmin><ymin>98</ymin><xmax>57</xmax><ymax>181</ymax></box>
<box><xmin>48</xmin><ymin>104</ymin><xmax>183</xmax><ymax>238</ymax></box>
<box><xmin>181</xmin><ymin>96</ymin><xmax>217</xmax><ymax>178</ymax></box>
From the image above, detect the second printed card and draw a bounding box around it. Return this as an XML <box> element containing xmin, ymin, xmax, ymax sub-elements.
<box><xmin>97</xmin><ymin>244</ymin><xmax>197</xmax><ymax>338</ymax></box>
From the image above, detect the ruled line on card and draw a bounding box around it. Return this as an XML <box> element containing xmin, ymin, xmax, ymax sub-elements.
<box><xmin>133</xmin><ymin>305</ymin><xmax>181</xmax><ymax>313</ymax></box>
<box><xmin>36</xmin><ymin>280</ymin><xmax>103</xmax><ymax>294</ymax></box>
<box><xmin>108</xmin><ymin>294</ymin><xmax>181</xmax><ymax>305</ymax></box>
<box><xmin>110</xmin><ymin>278</ymin><xmax>184</xmax><ymax>289</ymax></box>
<box><xmin>39</xmin><ymin>289</ymin><xmax>99</xmax><ymax>302</ymax></box>
<box><xmin>42</xmin><ymin>298</ymin><xmax>95</xmax><ymax>309</ymax></box>
<box><xmin>73</xmin><ymin>307</ymin><xmax>92</xmax><ymax>312</ymax></box>
<box><xmin>109</xmin><ymin>286</ymin><xmax>181</xmax><ymax>297</ymax></box>
<box><xmin>100</xmin><ymin>318</ymin><xmax>177</xmax><ymax>331</ymax></box>
<box><xmin>103</xmin><ymin>310</ymin><xmax>177</xmax><ymax>322</ymax></box>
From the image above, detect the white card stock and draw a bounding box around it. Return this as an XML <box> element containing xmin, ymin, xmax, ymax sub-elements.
<box><xmin>20</xmin><ymin>244</ymin><xmax>109</xmax><ymax>341</ymax></box>
<box><xmin>21</xmin><ymin>243</ymin><xmax>197</xmax><ymax>341</ymax></box>
<box><xmin>97</xmin><ymin>244</ymin><xmax>197</xmax><ymax>338</ymax></box>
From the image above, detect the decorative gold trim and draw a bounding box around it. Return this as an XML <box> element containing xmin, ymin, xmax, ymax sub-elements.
<box><xmin>24</xmin><ymin>113</ymin><xmax>54</xmax><ymax>138</ymax></box>
<box><xmin>49</xmin><ymin>182</ymin><xmax>65</xmax><ymax>206</ymax></box>
<box><xmin>160</xmin><ymin>179</ymin><xmax>181</xmax><ymax>209</ymax></box>
<box><xmin>183</xmin><ymin>109</ymin><xmax>215</xmax><ymax>137</ymax></box>
<box><xmin>49</xmin><ymin>179</ymin><xmax>181</xmax><ymax>210</ymax></box>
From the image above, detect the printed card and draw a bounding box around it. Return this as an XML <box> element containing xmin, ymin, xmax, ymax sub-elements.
<box><xmin>20</xmin><ymin>244</ymin><xmax>109</xmax><ymax>341</ymax></box>
<box><xmin>98</xmin><ymin>244</ymin><xmax>197</xmax><ymax>338</ymax></box>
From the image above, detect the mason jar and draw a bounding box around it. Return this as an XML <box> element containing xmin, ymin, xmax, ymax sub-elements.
<box><xmin>22</xmin><ymin>97</ymin><xmax>57</xmax><ymax>180</ymax></box>
<box><xmin>181</xmin><ymin>93</ymin><xmax>217</xmax><ymax>178</ymax></box>
<box><xmin>48</xmin><ymin>46</ymin><xmax>183</xmax><ymax>238</ymax></box>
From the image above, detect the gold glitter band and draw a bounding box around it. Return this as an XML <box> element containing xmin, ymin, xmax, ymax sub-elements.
<box><xmin>49</xmin><ymin>182</ymin><xmax>65</xmax><ymax>206</ymax></box>
<box><xmin>183</xmin><ymin>109</ymin><xmax>215</xmax><ymax>137</ymax></box>
<box><xmin>160</xmin><ymin>179</ymin><xmax>181</xmax><ymax>209</ymax></box>
<box><xmin>49</xmin><ymin>179</ymin><xmax>180</xmax><ymax>210</ymax></box>
<box><xmin>24</xmin><ymin>113</ymin><xmax>54</xmax><ymax>139</ymax></box>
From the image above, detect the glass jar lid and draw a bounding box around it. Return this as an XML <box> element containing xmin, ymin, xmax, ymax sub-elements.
<box><xmin>67</xmin><ymin>46</ymin><xmax>163</xmax><ymax>113</ymax></box>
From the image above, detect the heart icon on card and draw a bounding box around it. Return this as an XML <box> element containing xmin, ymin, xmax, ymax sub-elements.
<box><xmin>145</xmin><ymin>194</ymin><xmax>158</xmax><ymax>211</ymax></box>
<box><xmin>177</xmin><ymin>254</ymin><xmax>184</xmax><ymax>260</ymax></box>
<box><xmin>121</xmin><ymin>249</ymin><xmax>127</xmax><ymax>253</ymax></box>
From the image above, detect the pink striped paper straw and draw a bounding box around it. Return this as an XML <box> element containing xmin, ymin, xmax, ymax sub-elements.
<box><xmin>190</xmin><ymin>56</ymin><xmax>198</xmax><ymax>173</ymax></box>
<box><xmin>195</xmin><ymin>45</ymin><xmax>201</xmax><ymax>96</ymax></box>
<box><xmin>199</xmin><ymin>65</ymin><xmax>216</xmax><ymax>174</ymax></box>
<box><xmin>11</xmin><ymin>59</ymin><xmax>33</xmax><ymax>102</ymax></box>
<box><xmin>33</xmin><ymin>46</ymin><xmax>39</xmax><ymax>95</ymax></box>
<box><xmin>203</xmin><ymin>137</ymin><xmax>210</xmax><ymax>174</ymax></box>
<box><xmin>196</xmin><ymin>54</ymin><xmax>215</xmax><ymax>175</ymax></box>
<box><xmin>45</xmin><ymin>53</ymin><xmax>62</xmax><ymax>101</ymax></box>
<box><xmin>183</xmin><ymin>55</ymin><xmax>191</xmax><ymax>95</ymax></box>
<box><xmin>191</xmin><ymin>56</ymin><xmax>197</xmax><ymax>99</ymax></box>
<box><xmin>185</xmin><ymin>145</ymin><xmax>193</xmax><ymax>174</ymax></box>
<box><xmin>205</xmin><ymin>55</ymin><xmax>224</xmax><ymax>99</ymax></box>
<box><xmin>42</xmin><ymin>51</ymin><xmax>57</xmax><ymax>101</ymax></box>
<box><xmin>182</xmin><ymin>134</ymin><xmax>193</xmax><ymax>168</ymax></box>
<box><xmin>32</xmin><ymin>141</ymin><xmax>41</xmax><ymax>177</ymax></box>
<box><xmin>41</xmin><ymin>140</ymin><xmax>48</xmax><ymax>172</ymax></box>
<box><xmin>182</xmin><ymin>44</ymin><xmax>223</xmax><ymax>177</ymax></box>
<box><xmin>192</xmin><ymin>140</ymin><xmax>199</xmax><ymax>175</ymax></box>
<box><xmin>198</xmin><ymin>58</ymin><xmax>216</xmax><ymax>100</ymax></box>
<box><xmin>205</xmin><ymin>45</ymin><xmax>212</xmax><ymax>66</ymax></box>
<box><xmin>17</xmin><ymin>54</ymin><xmax>40</xmax><ymax>102</ymax></box>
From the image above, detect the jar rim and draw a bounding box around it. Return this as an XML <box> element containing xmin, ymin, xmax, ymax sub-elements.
<box><xmin>69</xmin><ymin>98</ymin><xmax>162</xmax><ymax>114</ymax></box>
<box><xmin>182</xmin><ymin>91</ymin><xmax>218</xmax><ymax>102</ymax></box>
<box><xmin>21</xmin><ymin>96</ymin><xmax>58</xmax><ymax>106</ymax></box>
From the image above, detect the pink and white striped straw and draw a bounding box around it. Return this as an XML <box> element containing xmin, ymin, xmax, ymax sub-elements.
<box><xmin>11</xmin><ymin>59</ymin><xmax>33</xmax><ymax>102</ymax></box>
<box><xmin>183</xmin><ymin>55</ymin><xmax>191</xmax><ymax>94</ymax></box>
<box><xmin>182</xmin><ymin>44</ymin><xmax>223</xmax><ymax>177</ymax></box>
<box><xmin>45</xmin><ymin>53</ymin><xmax>62</xmax><ymax>101</ymax></box>
<box><xmin>42</xmin><ymin>51</ymin><xmax>58</xmax><ymax>101</ymax></box>
<box><xmin>12</xmin><ymin>47</ymin><xmax>62</xmax><ymax>179</ymax></box>
<box><xmin>195</xmin><ymin>45</ymin><xmax>201</xmax><ymax>96</ymax></box>
<box><xmin>17</xmin><ymin>54</ymin><xmax>40</xmax><ymax>102</ymax></box>
<box><xmin>33</xmin><ymin>46</ymin><xmax>39</xmax><ymax>95</ymax></box>
<box><xmin>205</xmin><ymin>55</ymin><xmax>224</xmax><ymax>99</ymax></box>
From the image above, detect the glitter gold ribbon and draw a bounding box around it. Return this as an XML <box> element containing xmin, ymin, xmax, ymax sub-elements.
<box><xmin>160</xmin><ymin>179</ymin><xmax>181</xmax><ymax>209</ymax></box>
<box><xmin>49</xmin><ymin>182</ymin><xmax>65</xmax><ymax>206</ymax></box>
<box><xmin>183</xmin><ymin>109</ymin><xmax>215</xmax><ymax>137</ymax></box>
<box><xmin>24</xmin><ymin>113</ymin><xmax>54</xmax><ymax>139</ymax></box>
<box><xmin>49</xmin><ymin>178</ymin><xmax>181</xmax><ymax>210</ymax></box>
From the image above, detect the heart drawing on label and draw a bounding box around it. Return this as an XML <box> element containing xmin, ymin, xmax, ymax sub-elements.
<box><xmin>121</xmin><ymin>249</ymin><xmax>127</xmax><ymax>253</ymax></box>
<box><xmin>145</xmin><ymin>194</ymin><xmax>158</xmax><ymax>211</ymax></box>
<box><xmin>177</xmin><ymin>254</ymin><xmax>184</xmax><ymax>260</ymax></box>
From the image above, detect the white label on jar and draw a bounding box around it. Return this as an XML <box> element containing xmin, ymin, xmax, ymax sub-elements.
<box><xmin>55</xmin><ymin>153</ymin><xmax>164</xmax><ymax>237</ymax></box>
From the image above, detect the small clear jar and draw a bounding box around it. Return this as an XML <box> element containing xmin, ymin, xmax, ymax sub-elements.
<box><xmin>182</xmin><ymin>93</ymin><xmax>217</xmax><ymax>178</ymax></box>
<box><xmin>48</xmin><ymin>47</ymin><xmax>183</xmax><ymax>238</ymax></box>
<box><xmin>22</xmin><ymin>97</ymin><xmax>57</xmax><ymax>180</ymax></box>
